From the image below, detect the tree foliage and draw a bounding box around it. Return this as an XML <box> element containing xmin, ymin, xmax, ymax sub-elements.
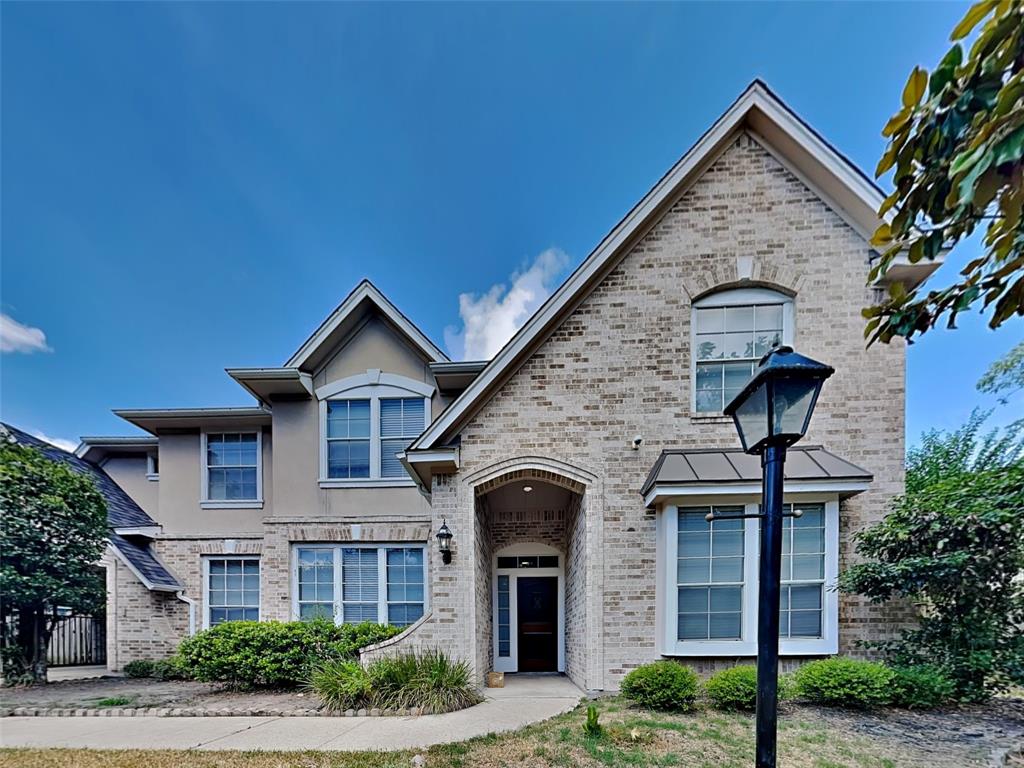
<box><xmin>977</xmin><ymin>338</ymin><xmax>1024</xmax><ymax>403</ymax></box>
<box><xmin>865</xmin><ymin>0</ymin><xmax>1024</xmax><ymax>344</ymax></box>
<box><xmin>0</xmin><ymin>439</ymin><xmax>108</xmax><ymax>683</ymax></box>
<box><xmin>839</xmin><ymin>411</ymin><xmax>1024</xmax><ymax>700</ymax></box>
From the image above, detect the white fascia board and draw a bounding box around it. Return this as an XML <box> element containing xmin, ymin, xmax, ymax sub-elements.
<box><xmin>643</xmin><ymin>480</ymin><xmax>871</xmax><ymax>508</ymax></box>
<box><xmin>402</xmin><ymin>447</ymin><xmax>460</xmax><ymax>466</ymax></box>
<box><xmin>413</xmin><ymin>81</ymin><xmax>887</xmax><ymax>450</ymax></box>
<box><xmin>114</xmin><ymin>526</ymin><xmax>163</xmax><ymax>537</ymax></box>
<box><xmin>286</xmin><ymin>280</ymin><xmax>449</xmax><ymax>369</ymax></box>
<box><xmin>75</xmin><ymin>436</ymin><xmax>159</xmax><ymax>459</ymax></box>
<box><xmin>226</xmin><ymin>367</ymin><xmax>314</xmax><ymax>402</ymax></box>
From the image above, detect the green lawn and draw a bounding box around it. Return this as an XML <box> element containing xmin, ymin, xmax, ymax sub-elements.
<box><xmin>0</xmin><ymin>697</ymin><xmax>928</xmax><ymax>768</ymax></box>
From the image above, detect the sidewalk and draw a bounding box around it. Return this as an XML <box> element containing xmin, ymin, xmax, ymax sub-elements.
<box><xmin>0</xmin><ymin>675</ymin><xmax>582</xmax><ymax>752</ymax></box>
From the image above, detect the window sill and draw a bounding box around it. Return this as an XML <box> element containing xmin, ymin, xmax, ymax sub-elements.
<box><xmin>687</xmin><ymin>413</ymin><xmax>734</xmax><ymax>425</ymax></box>
<box><xmin>663</xmin><ymin>637</ymin><xmax>837</xmax><ymax>657</ymax></box>
<box><xmin>146</xmin><ymin>473</ymin><xmax>160</xmax><ymax>482</ymax></box>
<box><xmin>200</xmin><ymin>500</ymin><xmax>264</xmax><ymax>510</ymax></box>
<box><xmin>318</xmin><ymin>478</ymin><xmax>416</xmax><ymax>489</ymax></box>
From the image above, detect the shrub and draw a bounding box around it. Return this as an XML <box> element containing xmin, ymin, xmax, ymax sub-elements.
<box><xmin>889</xmin><ymin>665</ymin><xmax>956</xmax><ymax>709</ymax></box>
<box><xmin>152</xmin><ymin>657</ymin><xmax>189</xmax><ymax>681</ymax></box>
<box><xmin>122</xmin><ymin>660</ymin><xmax>156</xmax><ymax>678</ymax></box>
<box><xmin>307</xmin><ymin>659</ymin><xmax>373</xmax><ymax>711</ymax></box>
<box><xmin>308</xmin><ymin>650</ymin><xmax>482</xmax><ymax>714</ymax></box>
<box><xmin>620</xmin><ymin>661</ymin><xmax>699</xmax><ymax>711</ymax></box>
<box><xmin>704</xmin><ymin>665</ymin><xmax>756</xmax><ymax>710</ymax></box>
<box><xmin>176</xmin><ymin>619</ymin><xmax>401</xmax><ymax>688</ymax></box>
<box><xmin>793</xmin><ymin>658</ymin><xmax>894</xmax><ymax>708</ymax></box>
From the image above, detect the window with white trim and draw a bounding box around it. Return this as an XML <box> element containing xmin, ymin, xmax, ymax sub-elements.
<box><xmin>317</xmin><ymin>371</ymin><xmax>432</xmax><ymax>485</ymax></box>
<box><xmin>692</xmin><ymin>288</ymin><xmax>793</xmax><ymax>413</ymax></box>
<box><xmin>202</xmin><ymin>432</ymin><xmax>262</xmax><ymax>503</ymax></box>
<box><xmin>661</xmin><ymin>497</ymin><xmax>838</xmax><ymax>656</ymax></box>
<box><xmin>780</xmin><ymin>503</ymin><xmax>826</xmax><ymax>638</ymax></box>
<box><xmin>294</xmin><ymin>544</ymin><xmax>426</xmax><ymax>627</ymax></box>
<box><xmin>677</xmin><ymin>506</ymin><xmax>745</xmax><ymax>640</ymax></box>
<box><xmin>206</xmin><ymin>557</ymin><xmax>260</xmax><ymax>626</ymax></box>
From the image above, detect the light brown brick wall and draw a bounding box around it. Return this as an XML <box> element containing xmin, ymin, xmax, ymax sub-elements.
<box><xmin>412</xmin><ymin>133</ymin><xmax>909</xmax><ymax>690</ymax></box>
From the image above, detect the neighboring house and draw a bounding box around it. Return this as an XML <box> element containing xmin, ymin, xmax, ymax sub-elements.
<box><xmin>74</xmin><ymin>81</ymin><xmax>936</xmax><ymax>691</ymax></box>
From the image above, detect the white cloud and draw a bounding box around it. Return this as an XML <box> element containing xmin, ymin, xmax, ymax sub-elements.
<box><xmin>0</xmin><ymin>313</ymin><xmax>51</xmax><ymax>354</ymax></box>
<box><xmin>31</xmin><ymin>431</ymin><xmax>78</xmax><ymax>453</ymax></box>
<box><xmin>445</xmin><ymin>248</ymin><xmax>570</xmax><ymax>361</ymax></box>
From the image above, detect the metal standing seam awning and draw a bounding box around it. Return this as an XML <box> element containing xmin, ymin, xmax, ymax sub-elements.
<box><xmin>641</xmin><ymin>446</ymin><xmax>873</xmax><ymax>509</ymax></box>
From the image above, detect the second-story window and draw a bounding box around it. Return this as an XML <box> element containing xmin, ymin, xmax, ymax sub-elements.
<box><xmin>203</xmin><ymin>431</ymin><xmax>262</xmax><ymax>503</ymax></box>
<box><xmin>317</xmin><ymin>371</ymin><xmax>433</xmax><ymax>486</ymax></box>
<box><xmin>692</xmin><ymin>287</ymin><xmax>793</xmax><ymax>413</ymax></box>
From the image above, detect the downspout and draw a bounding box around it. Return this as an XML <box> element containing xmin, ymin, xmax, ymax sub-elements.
<box><xmin>176</xmin><ymin>592</ymin><xmax>197</xmax><ymax>636</ymax></box>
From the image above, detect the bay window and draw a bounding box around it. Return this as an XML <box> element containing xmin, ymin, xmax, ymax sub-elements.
<box><xmin>294</xmin><ymin>544</ymin><xmax>427</xmax><ymax>627</ymax></box>
<box><xmin>660</xmin><ymin>497</ymin><xmax>838</xmax><ymax>656</ymax></box>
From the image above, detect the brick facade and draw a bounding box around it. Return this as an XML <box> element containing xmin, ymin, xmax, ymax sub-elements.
<box><xmin>106</xmin><ymin>130</ymin><xmax>912</xmax><ymax>691</ymax></box>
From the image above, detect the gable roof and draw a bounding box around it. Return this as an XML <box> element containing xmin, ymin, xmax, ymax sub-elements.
<box><xmin>410</xmin><ymin>80</ymin><xmax>936</xmax><ymax>452</ymax></box>
<box><xmin>286</xmin><ymin>279</ymin><xmax>449</xmax><ymax>372</ymax></box>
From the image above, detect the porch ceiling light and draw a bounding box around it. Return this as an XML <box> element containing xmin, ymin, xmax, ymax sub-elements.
<box><xmin>723</xmin><ymin>346</ymin><xmax>834</xmax><ymax>456</ymax></box>
<box><xmin>522</xmin><ymin>485</ymin><xmax>533</xmax><ymax>493</ymax></box>
<box><xmin>436</xmin><ymin>519</ymin><xmax>453</xmax><ymax>565</ymax></box>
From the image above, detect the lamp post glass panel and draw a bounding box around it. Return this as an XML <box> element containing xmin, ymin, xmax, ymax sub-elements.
<box><xmin>723</xmin><ymin>346</ymin><xmax>833</xmax><ymax>768</ymax></box>
<box><xmin>436</xmin><ymin>520</ymin><xmax>453</xmax><ymax>565</ymax></box>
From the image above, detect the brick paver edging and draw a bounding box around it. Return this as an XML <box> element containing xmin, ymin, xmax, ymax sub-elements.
<box><xmin>0</xmin><ymin>705</ymin><xmax>429</xmax><ymax>718</ymax></box>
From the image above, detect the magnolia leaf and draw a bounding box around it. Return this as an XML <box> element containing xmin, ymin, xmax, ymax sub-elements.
<box><xmin>883</xmin><ymin>109</ymin><xmax>913</xmax><ymax>138</ymax></box>
<box><xmin>870</xmin><ymin>223</ymin><xmax>893</xmax><ymax>246</ymax></box>
<box><xmin>951</xmin><ymin>1</ymin><xmax>997</xmax><ymax>41</ymax></box>
<box><xmin>902</xmin><ymin>67</ymin><xmax>929</xmax><ymax>108</ymax></box>
<box><xmin>877</xmin><ymin>146</ymin><xmax>899</xmax><ymax>177</ymax></box>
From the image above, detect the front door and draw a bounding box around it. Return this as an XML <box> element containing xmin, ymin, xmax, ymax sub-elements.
<box><xmin>516</xmin><ymin>576</ymin><xmax>558</xmax><ymax>672</ymax></box>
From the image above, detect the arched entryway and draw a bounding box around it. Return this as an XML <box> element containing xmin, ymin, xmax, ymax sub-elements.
<box><xmin>468</xmin><ymin>458</ymin><xmax>592</xmax><ymax>686</ymax></box>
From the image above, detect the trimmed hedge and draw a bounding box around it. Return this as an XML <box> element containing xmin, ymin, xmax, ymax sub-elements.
<box><xmin>620</xmin><ymin>661</ymin><xmax>700</xmax><ymax>711</ymax></box>
<box><xmin>792</xmin><ymin>658</ymin><xmax>894</xmax><ymax>708</ymax></box>
<box><xmin>176</xmin><ymin>619</ymin><xmax>401</xmax><ymax>688</ymax></box>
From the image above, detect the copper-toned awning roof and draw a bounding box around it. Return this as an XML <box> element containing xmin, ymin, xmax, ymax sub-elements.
<box><xmin>641</xmin><ymin>446</ymin><xmax>872</xmax><ymax>506</ymax></box>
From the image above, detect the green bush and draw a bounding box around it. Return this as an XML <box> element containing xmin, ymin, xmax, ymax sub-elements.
<box><xmin>152</xmin><ymin>657</ymin><xmax>189</xmax><ymax>681</ymax></box>
<box><xmin>308</xmin><ymin>650</ymin><xmax>482</xmax><ymax>714</ymax></box>
<box><xmin>620</xmin><ymin>661</ymin><xmax>700</xmax><ymax>711</ymax></box>
<box><xmin>176</xmin><ymin>619</ymin><xmax>401</xmax><ymax>688</ymax></box>
<box><xmin>793</xmin><ymin>658</ymin><xmax>894</xmax><ymax>708</ymax></box>
<box><xmin>889</xmin><ymin>665</ymin><xmax>956</xmax><ymax>709</ymax></box>
<box><xmin>122</xmin><ymin>660</ymin><xmax>156</xmax><ymax>678</ymax></box>
<box><xmin>582</xmin><ymin>704</ymin><xmax>602</xmax><ymax>737</ymax></box>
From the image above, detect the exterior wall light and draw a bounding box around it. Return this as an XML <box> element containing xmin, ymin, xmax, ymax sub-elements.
<box><xmin>722</xmin><ymin>345</ymin><xmax>834</xmax><ymax>768</ymax></box>
<box><xmin>436</xmin><ymin>519</ymin><xmax>453</xmax><ymax>565</ymax></box>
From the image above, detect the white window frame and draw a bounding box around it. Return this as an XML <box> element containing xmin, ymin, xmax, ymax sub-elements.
<box><xmin>202</xmin><ymin>555</ymin><xmax>261</xmax><ymax>629</ymax></box>
<box><xmin>690</xmin><ymin>287</ymin><xmax>795</xmax><ymax>415</ymax></box>
<box><xmin>290</xmin><ymin>543</ymin><xmax>429</xmax><ymax>626</ymax></box>
<box><xmin>316</xmin><ymin>370</ymin><xmax>433</xmax><ymax>488</ymax></box>
<box><xmin>146</xmin><ymin>452</ymin><xmax>159</xmax><ymax>481</ymax></box>
<box><xmin>657</xmin><ymin>493</ymin><xmax>838</xmax><ymax>656</ymax></box>
<box><xmin>200</xmin><ymin>430</ymin><xmax>264</xmax><ymax>509</ymax></box>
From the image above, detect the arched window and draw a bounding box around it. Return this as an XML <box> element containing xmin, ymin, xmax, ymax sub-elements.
<box><xmin>691</xmin><ymin>287</ymin><xmax>794</xmax><ymax>413</ymax></box>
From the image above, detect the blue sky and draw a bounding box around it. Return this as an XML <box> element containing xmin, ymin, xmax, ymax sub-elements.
<box><xmin>2</xmin><ymin>2</ymin><xmax>1020</xmax><ymax>451</ymax></box>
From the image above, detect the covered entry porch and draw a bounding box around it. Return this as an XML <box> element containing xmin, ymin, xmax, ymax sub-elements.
<box><xmin>471</xmin><ymin>460</ymin><xmax>596</xmax><ymax>690</ymax></box>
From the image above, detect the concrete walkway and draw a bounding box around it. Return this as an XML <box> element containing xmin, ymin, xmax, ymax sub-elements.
<box><xmin>0</xmin><ymin>675</ymin><xmax>582</xmax><ymax>752</ymax></box>
<box><xmin>46</xmin><ymin>665</ymin><xmax>115</xmax><ymax>682</ymax></box>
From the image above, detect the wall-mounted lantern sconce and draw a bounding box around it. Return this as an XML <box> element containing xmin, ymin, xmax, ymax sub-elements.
<box><xmin>436</xmin><ymin>519</ymin><xmax>453</xmax><ymax>565</ymax></box>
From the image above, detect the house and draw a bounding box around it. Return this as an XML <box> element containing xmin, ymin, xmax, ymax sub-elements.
<box><xmin>74</xmin><ymin>81</ymin><xmax>936</xmax><ymax>691</ymax></box>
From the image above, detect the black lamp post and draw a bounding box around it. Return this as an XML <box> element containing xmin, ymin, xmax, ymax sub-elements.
<box><xmin>723</xmin><ymin>346</ymin><xmax>834</xmax><ymax>768</ymax></box>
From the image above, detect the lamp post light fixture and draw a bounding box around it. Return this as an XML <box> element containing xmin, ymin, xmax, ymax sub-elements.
<box><xmin>722</xmin><ymin>345</ymin><xmax>834</xmax><ymax>768</ymax></box>
<box><xmin>436</xmin><ymin>519</ymin><xmax>453</xmax><ymax>565</ymax></box>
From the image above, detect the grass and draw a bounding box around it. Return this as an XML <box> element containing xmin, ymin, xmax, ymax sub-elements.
<box><xmin>0</xmin><ymin>697</ymin><xmax>921</xmax><ymax>768</ymax></box>
<box><xmin>93</xmin><ymin>697</ymin><xmax>136</xmax><ymax>708</ymax></box>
